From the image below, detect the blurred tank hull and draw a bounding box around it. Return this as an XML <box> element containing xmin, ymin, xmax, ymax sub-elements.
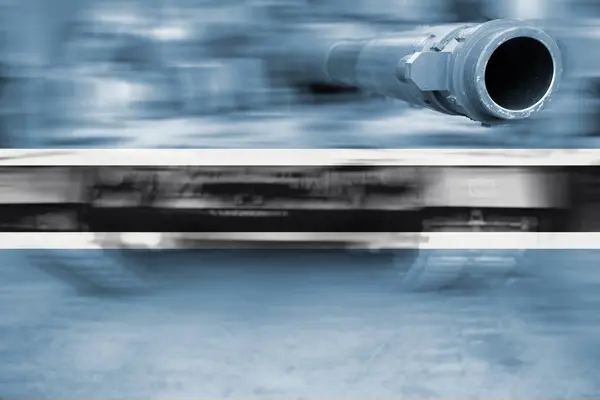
<box><xmin>1</xmin><ymin>1</ymin><xmax>600</xmax><ymax>294</ymax></box>
<box><xmin>0</xmin><ymin>159</ymin><xmax>570</xmax><ymax>234</ymax></box>
<box><xmin>0</xmin><ymin>154</ymin><xmax>574</xmax><ymax>293</ymax></box>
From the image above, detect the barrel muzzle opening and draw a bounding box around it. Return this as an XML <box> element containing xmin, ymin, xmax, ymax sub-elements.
<box><xmin>474</xmin><ymin>26</ymin><xmax>563</xmax><ymax>121</ymax></box>
<box><xmin>485</xmin><ymin>37</ymin><xmax>554</xmax><ymax>110</ymax></box>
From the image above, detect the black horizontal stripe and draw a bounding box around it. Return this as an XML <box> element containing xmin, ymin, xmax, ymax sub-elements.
<box><xmin>0</xmin><ymin>165</ymin><xmax>599</xmax><ymax>233</ymax></box>
<box><xmin>85</xmin><ymin>207</ymin><xmax>423</xmax><ymax>233</ymax></box>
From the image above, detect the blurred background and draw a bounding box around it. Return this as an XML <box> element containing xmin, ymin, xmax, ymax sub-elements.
<box><xmin>1</xmin><ymin>0</ymin><xmax>600</xmax><ymax>148</ymax></box>
<box><xmin>3</xmin><ymin>2</ymin><xmax>600</xmax><ymax>398</ymax></box>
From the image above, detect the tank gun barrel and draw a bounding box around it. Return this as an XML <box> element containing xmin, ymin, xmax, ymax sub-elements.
<box><xmin>284</xmin><ymin>19</ymin><xmax>563</xmax><ymax>125</ymax></box>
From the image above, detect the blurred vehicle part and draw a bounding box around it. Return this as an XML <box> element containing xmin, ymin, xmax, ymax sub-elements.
<box><xmin>0</xmin><ymin>160</ymin><xmax>576</xmax><ymax>294</ymax></box>
<box><xmin>270</xmin><ymin>19</ymin><xmax>562</xmax><ymax>126</ymax></box>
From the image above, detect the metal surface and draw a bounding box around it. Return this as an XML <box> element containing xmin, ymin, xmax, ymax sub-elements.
<box><xmin>422</xmin><ymin>167</ymin><xmax>567</xmax><ymax>208</ymax></box>
<box><xmin>281</xmin><ymin>19</ymin><xmax>563</xmax><ymax>125</ymax></box>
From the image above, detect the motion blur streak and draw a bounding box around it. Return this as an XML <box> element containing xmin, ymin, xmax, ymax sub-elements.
<box><xmin>0</xmin><ymin>162</ymin><xmax>600</xmax><ymax>396</ymax></box>
<box><xmin>2</xmin><ymin>249</ymin><xmax>600</xmax><ymax>398</ymax></box>
<box><xmin>0</xmin><ymin>0</ymin><xmax>599</xmax><ymax>148</ymax></box>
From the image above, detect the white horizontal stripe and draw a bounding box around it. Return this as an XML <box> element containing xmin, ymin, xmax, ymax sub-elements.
<box><xmin>0</xmin><ymin>232</ymin><xmax>599</xmax><ymax>249</ymax></box>
<box><xmin>2</xmin><ymin>149</ymin><xmax>600</xmax><ymax>166</ymax></box>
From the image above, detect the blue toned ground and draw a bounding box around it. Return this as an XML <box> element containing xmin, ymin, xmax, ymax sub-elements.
<box><xmin>1</xmin><ymin>249</ymin><xmax>600</xmax><ymax>398</ymax></box>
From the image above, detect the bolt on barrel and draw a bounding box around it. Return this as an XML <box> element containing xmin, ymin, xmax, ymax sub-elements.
<box><xmin>284</xmin><ymin>19</ymin><xmax>563</xmax><ymax>125</ymax></box>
